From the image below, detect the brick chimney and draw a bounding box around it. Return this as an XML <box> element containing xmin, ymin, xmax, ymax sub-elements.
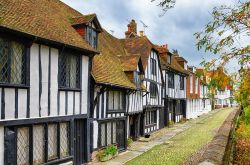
<box><xmin>161</xmin><ymin>44</ymin><xmax>168</xmax><ymax>49</ymax></box>
<box><xmin>125</xmin><ymin>19</ymin><xmax>137</xmax><ymax>38</ymax></box>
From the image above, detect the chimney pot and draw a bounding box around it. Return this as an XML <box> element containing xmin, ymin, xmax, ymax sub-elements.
<box><xmin>139</xmin><ymin>30</ymin><xmax>144</xmax><ymax>37</ymax></box>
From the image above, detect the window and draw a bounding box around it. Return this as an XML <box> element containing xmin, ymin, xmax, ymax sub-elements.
<box><xmin>59</xmin><ymin>52</ymin><xmax>80</xmax><ymax>89</ymax></box>
<box><xmin>150</xmin><ymin>58</ymin><xmax>157</xmax><ymax>75</ymax></box>
<box><xmin>0</xmin><ymin>37</ymin><xmax>26</xmax><ymax>85</ymax></box>
<box><xmin>86</xmin><ymin>26</ymin><xmax>98</xmax><ymax>49</ymax></box>
<box><xmin>150</xmin><ymin>83</ymin><xmax>158</xmax><ymax>98</ymax></box>
<box><xmin>195</xmin><ymin>78</ymin><xmax>198</xmax><ymax>94</ymax></box>
<box><xmin>168</xmin><ymin>72</ymin><xmax>174</xmax><ymax>88</ymax></box>
<box><xmin>145</xmin><ymin>111</ymin><xmax>157</xmax><ymax>125</ymax></box>
<box><xmin>108</xmin><ymin>90</ymin><xmax>126</xmax><ymax>111</ymax></box>
<box><xmin>180</xmin><ymin>76</ymin><xmax>184</xmax><ymax>90</ymax></box>
<box><xmin>99</xmin><ymin>121</ymin><xmax>125</xmax><ymax>148</ymax></box>
<box><xmin>5</xmin><ymin>122</ymin><xmax>71</xmax><ymax>164</ymax></box>
<box><xmin>134</xmin><ymin>71</ymin><xmax>141</xmax><ymax>88</ymax></box>
<box><xmin>190</xmin><ymin>75</ymin><xmax>193</xmax><ymax>93</ymax></box>
<box><xmin>167</xmin><ymin>54</ymin><xmax>171</xmax><ymax>64</ymax></box>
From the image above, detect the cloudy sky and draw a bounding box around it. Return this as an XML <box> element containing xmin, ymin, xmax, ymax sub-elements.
<box><xmin>61</xmin><ymin>0</ymin><xmax>240</xmax><ymax>72</ymax></box>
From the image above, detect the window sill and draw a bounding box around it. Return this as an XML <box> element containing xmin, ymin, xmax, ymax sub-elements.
<box><xmin>42</xmin><ymin>156</ymin><xmax>73</xmax><ymax>165</ymax></box>
<box><xmin>107</xmin><ymin>110</ymin><xmax>126</xmax><ymax>113</ymax></box>
<box><xmin>58</xmin><ymin>87</ymin><xmax>81</xmax><ymax>92</ymax></box>
<box><xmin>0</xmin><ymin>83</ymin><xmax>29</xmax><ymax>89</ymax></box>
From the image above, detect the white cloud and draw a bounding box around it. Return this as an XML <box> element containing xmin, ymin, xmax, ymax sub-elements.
<box><xmin>61</xmin><ymin>0</ymin><xmax>242</xmax><ymax>72</ymax></box>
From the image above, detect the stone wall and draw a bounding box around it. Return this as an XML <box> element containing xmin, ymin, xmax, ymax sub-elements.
<box><xmin>198</xmin><ymin>108</ymin><xmax>240</xmax><ymax>165</ymax></box>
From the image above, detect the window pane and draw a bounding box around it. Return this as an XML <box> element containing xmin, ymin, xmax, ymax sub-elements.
<box><xmin>59</xmin><ymin>53</ymin><xmax>80</xmax><ymax>89</ymax></box>
<box><xmin>48</xmin><ymin>124</ymin><xmax>58</xmax><ymax>160</ymax></box>
<box><xmin>33</xmin><ymin>125</ymin><xmax>45</xmax><ymax>165</ymax></box>
<box><xmin>0</xmin><ymin>38</ymin><xmax>25</xmax><ymax>85</ymax></box>
<box><xmin>107</xmin><ymin>122</ymin><xmax>112</xmax><ymax>145</ymax></box>
<box><xmin>17</xmin><ymin>127</ymin><xmax>29</xmax><ymax>165</ymax></box>
<box><xmin>10</xmin><ymin>41</ymin><xmax>25</xmax><ymax>84</ymax></box>
<box><xmin>108</xmin><ymin>91</ymin><xmax>113</xmax><ymax>110</ymax></box>
<box><xmin>101</xmin><ymin>123</ymin><xmax>106</xmax><ymax>146</ymax></box>
<box><xmin>113</xmin><ymin>91</ymin><xmax>119</xmax><ymax>110</ymax></box>
<box><xmin>0</xmin><ymin>38</ymin><xmax>9</xmax><ymax>83</ymax></box>
<box><xmin>60</xmin><ymin>123</ymin><xmax>70</xmax><ymax>158</ymax></box>
<box><xmin>112</xmin><ymin>122</ymin><xmax>116</xmax><ymax>144</ymax></box>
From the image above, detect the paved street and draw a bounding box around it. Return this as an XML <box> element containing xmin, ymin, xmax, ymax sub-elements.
<box><xmin>96</xmin><ymin>108</ymin><xmax>234</xmax><ymax>165</ymax></box>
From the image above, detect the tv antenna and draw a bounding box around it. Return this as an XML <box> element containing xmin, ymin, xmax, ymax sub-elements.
<box><xmin>110</xmin><ymin>30</ymin><xmax>115</xmax><ymax>35</ymax></box>
<box><xmin>140</xmin><ymin>20</ymin><xmax>148</xmax><ymax>33</ymax></box>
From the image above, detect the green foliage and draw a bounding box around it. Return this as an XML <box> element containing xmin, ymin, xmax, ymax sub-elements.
<box><xmin>127</xmin><ymin>137</ymin><xmax>133</xmax><ymax>147</ymax></box>
<box><xmin>195</xmin><ymin>1</ymin><xmax>250</xmax><ymax>67</ymax></box>
<box><xmin>168</xmin><ymin>120</ymin><xmax>174</xmax><ymax>127</ymax></box>
<box><xmin>97</xmin><ymin>144</ymin><xmax>118</xmax><ymax>161</ymax></box>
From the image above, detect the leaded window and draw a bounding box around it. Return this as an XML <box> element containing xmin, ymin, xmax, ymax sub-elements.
<box><xmin>0</xmin><ymin>37</ymin><xmax>26</xmax><ymax>85</ymax></box>
<box><xmin>99</xmin><ymin>121</ymin><xmax>123</xmax><ymax>147</ymax></box>
<box><xmin>180</xmin><ymin>76</ymin><xmax>184</xmax><ymax>90</ymax></box>
<box><xmin>168</xmin><ymin>72</ymin><xmax>174</xmax><ymax>88</ymax></box>
<box><xmin>108</xmin><ymin>90</ymin><xmax>126</xmax><ymax>111</ymax></box>
<box><xmin>150</xmin><ymin>83</ymin><xmax>158</xmax><ymax>98</ymax></box>
<box><xmin>134</xmin><ymin>71</ymin><xmax>141</xmax><ymax>88</ymax></box>
<box><xmin>145</xmin><ymin>110</ymin><xmax>157</xmax><ymax>125</ymax></box>
<box><xmin>5</xmin><ymin>122</ymin><xmax>71</xmax><ymax>164</ymax></box>
<box><xmin>86</xmin><ymin>26</ymin><xmax>98</xmax><ymax>49</ymax></box>
<box><xmin>150</xmin><ymin>58</ymin><xmax>157</xmax><ymax>75</ymax></box>
<box><xmin>59</xmin><ymin>52</ymin><xmax>80</xmax><ymax>89</ymax></box>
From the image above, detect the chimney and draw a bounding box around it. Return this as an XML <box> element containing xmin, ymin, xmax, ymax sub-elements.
<box><xmin>125</xmin><ymin>19</ymin><xmax>137</xmax><ymax>38</ymax></box>
<box><xmin>139</xmin><ymin>30</ymin><xmax>144</xmax><ymax>37</ymax></box>
<box><xmin>161</xmin><ymin>44</ymin><xmax>168</xmax><ymax>49</ymax></box>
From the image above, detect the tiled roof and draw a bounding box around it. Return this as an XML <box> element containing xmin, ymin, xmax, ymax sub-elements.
<box><xmin>92</xmin><ymin>30</ymin><xmax>136</xmax><ymax>89</ymax></box>
<box><xmin>0</xmin><ymin>0</ymin><xmax>97</xmax><ymax>53</ymax></box>
<box><xmin>122</xmin><ymin>36</ymin><xmax>157</xmax><ymax>69</ymax></box>
<box><xmin>71</xmin><ymin>14</ymin><xmax>96</xmax><ymax>25</ymax></box>
<box><xmin>156</xmin><ymin>46</ymin><xmax>189</xmax><ymax>75</ymax></box>
<box><xmin>119</xmin><ymin>54</ymin><xmax>141</xmax><ymax>71</ymax></box>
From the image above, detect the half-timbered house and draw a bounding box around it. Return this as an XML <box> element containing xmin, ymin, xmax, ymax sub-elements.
<box><xmin>123</xmin><ymin>20</ymin><xmax>164</xmax><ymax>135</ymax></box>
<box><xmin>157</xmin><ymin>46</ymin><xmax>189</xmax><ymax>124</ymax></box>
<box><xmin>90</xmin><ymin>29</ymin><xmax>146</xmax><ymax>157</ymax></box>
<box><xmin>196</xmin><ymin>69</ymin><xmax>212</xmax><ymax>114</ymax></box>
<box><xmin>0</xmin><ymin>0</ymin><xmax>101</xmax><ymax>164</ymax></box>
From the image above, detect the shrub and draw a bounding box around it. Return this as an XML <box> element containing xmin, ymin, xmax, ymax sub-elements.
<box><xmin>234</xmin><ymin>138</ymin><xmax>250</xmax><ymax>164</ymax></box>
<box><xmin>97</xmin><ymin>144</ymin><xmax>118</xmax><ymax>161</ymax></box>
<box><xmin>127</xmin><ymin>137</ymin><xmax>133</xmax><ymax>147</ymax></box>
<box><xmin>168</xmin><ymin>121</ymin><xmax>174</xmax><ymax>127</ymax></box>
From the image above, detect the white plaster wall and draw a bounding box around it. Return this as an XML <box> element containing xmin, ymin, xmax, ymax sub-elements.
<box><xmin>40</xmin><ymin>45</ymin><xmax>49</xmax><ymax>117</ymax></box>
<box><xmin>93</xmin><ymin>121</ymin><xmax>98</xmax><ymax>149</ymax></box>
<box><xmin>5</xmin><ymin>88</ymin><xmax>15</xmax><ymax>119</ymax></box>
<box><xmin>50</xmin><ymin>48</ymin><xmax>59</xmax><ymax>116</ymax></box>
<box><xmin>67</xmin><ymin>92</ymin><xmax>74</xmax><ymax>115</ymax></box>
<box><xmin>75</xmin><ymin>92</ymin><xmax>80</xmax><ymax>114</ymax></box>
<box><xmin>0</xmin><ymin>127</ymin><xmax>4</xmax><ymax>165</ymax></box>
<box><xmin>81</xmin><ymin>56</ymin><xmax>89</xmax><ymax>114</ymax></box>
<box><xmin>18</xmin><ymin>89</ymin><xmax>27</xmax><ymax>119</ymax></box>
<box><xmin>30</xmin><ymin>44</ymin><xmax>40</xmax><ymax>117</ymax></box>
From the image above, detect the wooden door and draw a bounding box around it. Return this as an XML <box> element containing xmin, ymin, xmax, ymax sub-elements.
<box><xmin>74</xmin><ymin>119</ymin><xmax>86</xmax><ymax>165</ymax></box>
<box><xmin>116</xmin><ymin>121</ymin><xmax>125</xmax><ymax>149</ymax></box>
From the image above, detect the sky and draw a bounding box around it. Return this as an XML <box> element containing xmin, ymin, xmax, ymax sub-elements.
<box><xmin>61</xmin><ymin>0</ymin><xmax>241</xmax><ymax>72</ymax></box>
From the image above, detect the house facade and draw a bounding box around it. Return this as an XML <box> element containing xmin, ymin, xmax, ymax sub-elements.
<box><xmin>186</xmin><ymin>66</ymin><xmax>201</xmax><ymax>119</ymax></box>
<box><xmin>0</xmin><ymin>0</ymin><xmax>101</xmax><ymax>164</ymax></box>
<box><xmin>196</xmin><ymin>69</ymin><xmax>212</xmax><ymax>115</ymax></box>
<box><xmin>123</xmin><ymin>21</ymin><xmax>164</xmax><ymax>135</ymax></box>
<box><xmin>157</xmin><ymin>46</ymin><xmax>188</xmax><ymax>124</ymax></box>
<box><xmin>207</xmin><ymin>67</ymin><xmax>233</xmax><ymax>109</ymax></box>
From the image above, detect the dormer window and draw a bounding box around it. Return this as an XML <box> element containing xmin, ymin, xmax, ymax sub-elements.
<box><xmin>134</xmin><ymin>71</ymin><xmax>141</xmax><ymax>88</ymax></box>
<box><xmin>168</xmin><ymin>54</ymin><xmax>171</xmax><ymax>64</ymax></box>
<box><xmin>86</xmin><ymin>25</ymin><xmax>98</xmax><ymax>49</ymax></box>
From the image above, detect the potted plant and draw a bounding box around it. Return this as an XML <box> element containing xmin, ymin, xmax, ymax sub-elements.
<box><xmin>97</xmin><ymin>144</ymin><xmax>118</xmax><ymax>162</ymax></box>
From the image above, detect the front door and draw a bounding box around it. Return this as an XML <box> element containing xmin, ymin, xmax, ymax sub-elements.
<box><xmin>74</xmin><ymin>119</ymin><xmax>86</xmax><ymax>165</ymax></box>
<box><xmin>116</xmin><ymin>120</ymin><xmax>125</xmax><ymax>150</ymax></box>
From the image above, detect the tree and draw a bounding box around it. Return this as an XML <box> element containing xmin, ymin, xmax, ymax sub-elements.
<box><xmin>195</xmin><ymin>1</ymin><xmax>250</xmax><ymax>69</ymax></box>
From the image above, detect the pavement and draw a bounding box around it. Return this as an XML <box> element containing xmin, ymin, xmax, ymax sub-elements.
<box><xmin>94</xmin><ymin>109</ymin><xmax>224</xmax><ymax>165</ymax></box>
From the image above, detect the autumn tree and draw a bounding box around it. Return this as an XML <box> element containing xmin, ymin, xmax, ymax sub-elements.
<box><xmin>195</xmin><ymin>1</ymin><xmax>250</xmax><ymax>69</ymax></box>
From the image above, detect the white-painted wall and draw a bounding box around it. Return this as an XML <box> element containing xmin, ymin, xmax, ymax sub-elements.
<box><xmin>1</xmin><ymin>43</ymin><xmax>90</xmax><ymax>120</ymax></box>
